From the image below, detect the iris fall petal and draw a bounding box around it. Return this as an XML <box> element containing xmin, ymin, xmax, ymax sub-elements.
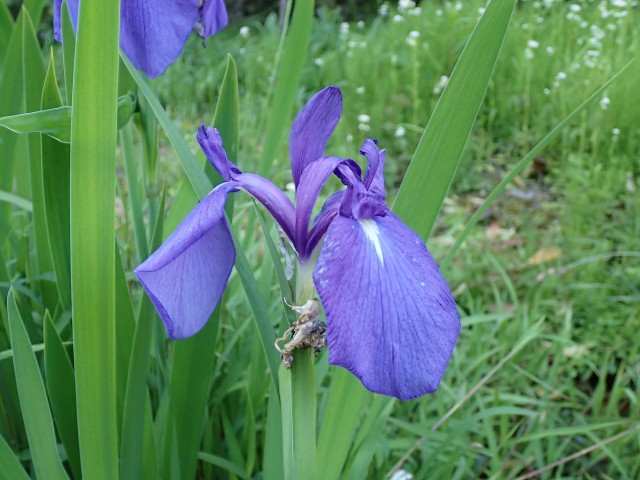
<box><xmin>135</xmin><ymin>183</ymin><xmax>235</xmax><ymax>339</ymax></box>
<box><xmin>313</xmin><ymin>213</ymin><xmax>460</xmax><ymax>400</ymax></box>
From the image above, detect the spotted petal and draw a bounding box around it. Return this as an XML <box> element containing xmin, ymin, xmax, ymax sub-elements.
<box><xmin>135</xmin><ymin>183</ymin><xmax>235</xmax><ymax>339</ymax></box>
<box><xmin>313</xmin><ymin>213</ymin><xmax>460</xmax><ymax>400</ymax></box>
<box><xmin>290</xmin><ymin>87</ymin><xmax>342</xmax><ymax>187</ymax></box>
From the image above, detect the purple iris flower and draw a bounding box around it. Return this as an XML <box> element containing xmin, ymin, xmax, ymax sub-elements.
<box><xmin>135</xmin><ymin>87</ymin><xmax>460</xmax><ymax>399</ymax></box>
<box><xmin>53</xmin><ymin>0</ymin><xmax>228</xmax><ymax>78</ymax></box>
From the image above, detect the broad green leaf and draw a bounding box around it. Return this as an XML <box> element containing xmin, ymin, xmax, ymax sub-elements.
<box><xmin>22</xmin><ymin>0</ymin><xmax>45</xmax><ymax>25</ymax></box>
<box><xmin>0</xmin><ymin>94</ymin><xmax>136</xmax><ymax>143</ymax></box>
<box><xmin>316</xmin><ymin>369</ymin><xmax>369</xmax><ymax>480</ymax></box>
<box><xmin>69</xmin><ymin>0</ymin><xmax>121</xmax><ymax>477</ymax></box>
<box><xmin>168</xmin><ymin>56</ymin><xmax>239</xmax><ymax>480</ymax></box>
<box><xmin>393</xmin><ymin>0</ymin><xmax>517</xmax><ymax>239</ymax></box>
<box><xmin>0</xmin><ymin>11</ymin><xmax>24</xmax><ymax>240</ymax></box>
<box><xmin>7</xmin><ymin>290</ymin><xmax>68</xmax><ymax>480</ymax></box>
<box><xmin>44</xmin><ymin>313</ymin><xmax>81</xmax><ymax>479</ymax></box>
<box><xmin>441</xmin><ymin>60</ymin><xmax>635</xmax><ymax>269</ymax></box>
<box><xmin>0</xmin><ymin>2</ymin><xmax>13</xmax><ymax>66</ymax></box>
<box><xmin>257</xmin><ymin>0</ymin><xmax>315</xmax><ymax>176</ymax></box>
<box><xmin>280</xmin><ymin>350</ymin><xmax>316</xmax><ymax>480</ymax></box>
<box><xmin>41</xmin><ymin>53</ymin><xmax>71</xmax><ymax>311</ymax></box>
<box><xmin>22</xmin><ymin>8</ymin><xmax>57</xmax><ymax>312</ymax></box>
<box><xmin>0</xmin><ymin>433</ymin><xmax>30</xmax><ymax>480</ymax></box>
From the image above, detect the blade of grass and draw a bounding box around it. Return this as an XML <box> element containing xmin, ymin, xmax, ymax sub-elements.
<box><xmin>44</xmin><ymin>313</ymin><xmax>81</xmax><ymax>479</ymax></box>
<box><xmin>7</xmin><ymin>290</ymin><xmax>68</xmax><ymax>479</ymax></box>
<box><xmin>69</xmin><ymin>0</ymin><xmax>121</xmax><ymax>477</ymax></box>
<box><xmin>257</xmin><ymin>0</ymin><xmax>315</xmax><ymax>176</ymax></box>
<box><xmin>441</xmin><ymin>60</ymin><xmax>636</xmax><ymax>269</ymax></box>
<box><xmin>0</xmin><ymin>191</ymin><xmax>32</xmax><ymax>212</ymax></box>
<box><xmin>0</xmin><ymin>2</ymin><xmax>13</xmax><ymax>66</ymax></box>
<box><xmin>393</xmin><ymin>0</ymin><xmax>516</xmax><ymax>239</ymax></box>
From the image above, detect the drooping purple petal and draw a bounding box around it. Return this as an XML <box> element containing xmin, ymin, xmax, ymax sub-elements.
<box><xmin>135</xmin><ymin>182</ymin><xmax>236</xmax><ymax>339</ymax></box>
<box><xmin>313</xmin><ymin>213</ymin><xmax>460</xmax><ymax>400</ymax></box>
<box><xmin>197</xmin><ymin>125</ymin><xmax>241</xmax><ymax>181</ymax></box>
<box><xmin>290</xmin><ymin>87</ymin><xmax>343</xmax><ymax>187</ymax></box>
<box><xmin>235</xmin><ymin>173</ymin><xmax>296</xmax><ymax>243</ymax></box>
<box><xmin>55</xmin><ymin>0</ymin><xmax>228</xmax><ymax>79</ymax></box>
<box><xmin>306</xmin><ymin>191</ymin><xmax>344</xmax><ymax>257</ymax></box>
<box><xmin>200</xmin><ymin>0</ymin><xmax>228</xmax><ymax>36</ymax></box>
<box><xmin>360</xmin><ymin>139</ymin><xmax>386</xmax><ymax>199</ymax></box>
<box><xmin>295</xmin><ymin>156</ymin><xmax>350</xmax><ymax>258</ymax></box>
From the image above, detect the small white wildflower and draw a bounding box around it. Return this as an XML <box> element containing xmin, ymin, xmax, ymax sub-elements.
<box><xmin>239</xmin><ymin>26</ymin><xmax>250</xmax><ymax>38</ymax></box>
<box><xmin>239</xmin><ymin>47</ymin><xmax>246</xmax><ymax>55</ymax></box>
<box><xmin>590</xmin><ymin>24</ymin><xmax>605</xmax><ymax>39</ymax></box>
<box><xmin>314</xmin><ymin>58</ymin><xmax>324</xmax><ymax>67</ymax></box>
<box><xmin>556</xmin><ymin>71</ymin><xmax>567</xmax><ymax>80</ymax></box>
<box><xmin>348</xmin><ymin>40</ymin><xmax>357</xmax><ymax>49</ymax></box>
<box><xmin>379</xmin><ymin>4</ymin><xmax>389</xmax><ymax>17</ymax></box>
<box><xmin>612</xmin><ymin>128</ymin><xmax>620</xmax><ymax>135</ymax></box>
<box><xmin>408</xmin><ymin>7</ymin><xmax>421</xmax><ymax>15</ymax></box>
<box><xmin>393</xmin><ymin>14</ymin><xmax>404</xmax><ymax>23</ymax></box>
<box><xmin>340</xmin><ymin>22</ymin><xmax>350</xmax><ymax>34</ymax></box>
<box><xmin>356</xmin><ymin>86</ymin><xmax>365</xmax><ymax>95</ymax></box>
<box><xmin>406</xmin><ymin>37</ymin><xmax>417</xmax><ymax>47</ymax></box>
<box><xmin>390</xmin><ymin>469</ymin><xmax>414</xmax><ymax>480</ymax></box>
<box><xmin>285</xmin><ymin>182</ymin><xmax>295</xmax><ymax>193</ymax></box>
<box><xmin>436</xmin><ymin>9</ymin><xmax>443</xmax><ymax>16</ymax></box>
<box><xmin>399</xmin><ymin>0</ymin><xmax>415</xmax><ymax>10</ymax></box>
<box><xmin>357</xmin><ymin>20</ymin><xmax>365</xmax><ymax>28</ymax></box>
<box><xmin>580</xmin><ymin>20</ymin><xmax>588</xmax><ymax>28</ymax></box>
<box><xmin>599</xmin><ymin>96</ymin><xmax>610</xmax><ymax>109</ymax></box>
<box><xmin>570</xmin><ymin>4</ymin><xmax>581</xmax><ymax>12</ymax></box>
<box><xmin>543</xmin><ymin>88</ymin><xmax>550</xmax><ymax>95</ymax></box>
<box><xmin>527</xmin><ymin>39</ymin><xmax>540</xmax><ymax>48</ymax></box>
<box><xmin>478</xmin><ymin>7</ymin><xmax>486</xmax><ymax>15</ymax></box>
<box><xmin>394</xmin><ymin>126</ymin><xmax>406</xmax><ymax>137</ymax></box>
<box><xmin>358</xmin><ymin>123</ymin><xmax>370</xmax><ymax>132</ymax></box>
<box><xmin>546</xmin><ymin>46</ymin><xmax>554</xmax><ymax>54</ymax></box>
<box><xmin>409</xmin><ymin>30</ymin><xmax>420</xmax><ymax>38</ymax></box>
<box><xmin>611</xmin><ymin>0</ymin><xmax>627</xmax><ymax>6</ymax></box>
<box><xmin>358</xmin><ymin>114</ymin><xmax>371</xmax><ymax>123</ymax></box>
<box><xmin>454</xmin><ymin>2</ymin><xmax>463</xmax><ymax>11</ymax></box>
<box><xmin>524</xmin><ymin>48</ymin><xmax>534</xmax><ymax>60</ymax></box>
<box><xmin>522</xmin><ymin>23</ymin><xmax>529</xmax><ymax>30</ymax></box>
<box><xmin>346</xmin><ymin>134</ymin><xmax>354</xmax><ymax>142</ymax></box>
<box><xmin>553</xmin><ymin>81</ymin><xmax>560</xmax><ymax>88</ymax></box>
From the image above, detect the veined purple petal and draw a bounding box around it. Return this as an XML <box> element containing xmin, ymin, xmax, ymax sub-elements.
<box><xmin>290</xmin><ymin>87</ymin><xmax>342</xmax><ymax>187</ymax></box>
<box><xmin>135</xmin><ymin>182</ymin><xmax>235</xmax><ymax>339</ymax></box>
<box><xmin>313</xmin><ymin>213</ymin><xmax>460</xmax><ymax>400</ymax></box>
<box><xmin>235</xmin><ymin>173</ymin><xmax>296</xmax><ymax>243</ymax></box>
<box><xmin>55</xmin><ymin>0</ymin><xmax>228</xmax><ymax>78</ymax></box>
<box><xmin>200</xmin><ymin>0</ymin><xmax>228</xmax><ymax>36</ymax></box>
<box><xmin>306</xmin><ymin>191</ymin><xmax>344</xmax><ymax>257</ymax></box>
<box><xmin>360</xmin><ymin>139</ymin><xmax>386</xmax><ymax>199</ymax></box>
<box><xmin>295</xmin><ymin>156</ymin><xmax>350</xmax><ymax>258</ymax></box>
<box><xmin>120</xmin><ymin>0</ymin><xmax>202</xmax><ymax>79</ymax></box>
<box><xmin>197</xmin><ymin>125</ymin><xmax>241</xmax><ymax>181</ymax></box>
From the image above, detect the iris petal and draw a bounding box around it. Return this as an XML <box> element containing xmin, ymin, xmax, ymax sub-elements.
<box><xmin>313</xmin><ymin>213</ymin><xmax>460</xmax><ymax>400</ymax></box>
<box><xmin>295</xmin><ymin>156</ymin><xmax>350</xmax><ymax>258</ymax></box>
<box><xmin>290</xmin><ymin>87</ymin><xmax>342</xmax><ymax>187</ymax></box>
<box><xmin>306</xmin><ymin>191</ymin><xmax>344</xmax><ymax>257</ymax></box>
<box><xmin>135</xmin><ymin>183</ymin><xmax>235</xmax><ymax>339</ymax></box>
<box><xmin>360</xmin><ymin>139</ymin><xmax>386</xmax><ymax>199</ymax></box>
<box><xmin>54</xmin><ymin>0</ymin><xmax>228</xmax><ymax>78</ymax></box>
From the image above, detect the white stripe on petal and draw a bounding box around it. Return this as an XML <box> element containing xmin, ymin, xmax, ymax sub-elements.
<box><xmin>359</xmin><ymin>219</ymin><xmax>384</xmax><ymax>265</ymax></box>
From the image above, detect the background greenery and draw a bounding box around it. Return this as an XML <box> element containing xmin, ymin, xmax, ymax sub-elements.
<box><xmin>1</xmin><ymin>0</ymin><xmax>639</xmax><ymax>478</ymax></box>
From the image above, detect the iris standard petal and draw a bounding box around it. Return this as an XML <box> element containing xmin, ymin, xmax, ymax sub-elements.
<box><xmin>290</xmin><ymin>86</ymin><xmax>343</xmax><ymax>187</ymax></box>
<box><xmin>306</xmin><ymin>191</ymin><xmax>344</xmax><ymax>257</ymax></box>
<box><xmin>53</xmin><ymin>0</ymin><xmax>79</xmax><ymax>42</ymax></box>
<box><xmin>313</xmin><ymin>213</ymin><xmax>460</xmax><ymax>400</ymax></box>
<box><xmin>135</xmin><ymin>183</ymin><xmax>236</xmax><ymax>339</ymax></box>
<box><xmin>295</xmin><ymin>155</ymin><xmax>350</xmax><ymax>258</ymax></box>
<box><xmin>200</xmin><ymin>0</ymin><xmax>229</xmax><ymax>36</ymax></box>
<box><xmin>360</xmin><ymin>139</ymin><xmax>386</xmax><ymax>199</ymax></box>
<box><xmin>197</xmin><ymin>125</ymin><xmax>241</xmax><ymax>181</ymax></box>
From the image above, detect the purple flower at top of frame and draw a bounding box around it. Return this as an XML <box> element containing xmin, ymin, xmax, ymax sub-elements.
<box><xmin>53</xmin><ymin>0</ymin><xmax>228</xmax><ymax>78</ymax></box>
<box><xmin>135</xmin><ymin>86</ymin><xmax>461</xmax><ymax>400</ymax></box>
